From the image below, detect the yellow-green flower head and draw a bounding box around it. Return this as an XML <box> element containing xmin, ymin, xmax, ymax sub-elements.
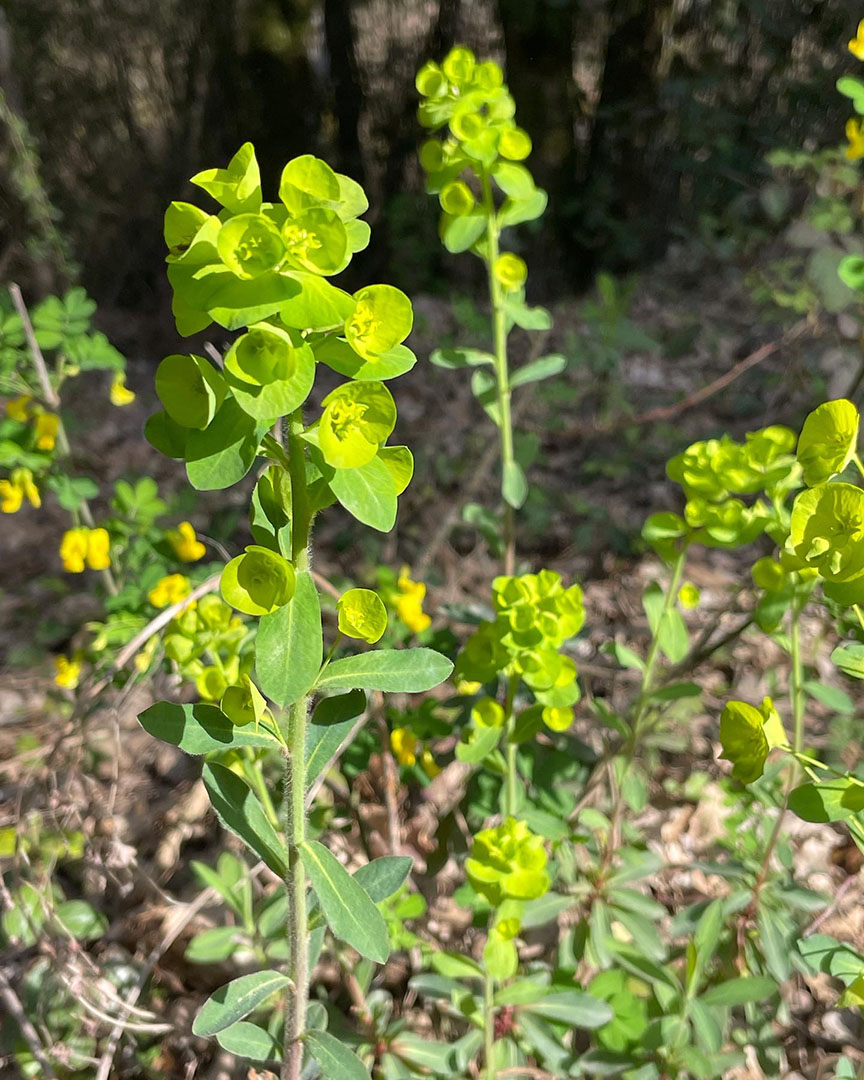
<box><xmin>281</xmin><ymin>207</ymin><xmax>347</xmax><ymax>276</ymax></box>
<box><xmin>168</xmin><ymin>521</ymin><xmax>206</xmax><ymax>562</ymax></box>
<box><xmin>439</xmin><ymin>180</ymin><xmax>475</xmax><ymax>217</ymax></box>
<box><xmin>751</xmin><ymin>556</ymin><xmax>787</xmax><ymax>593</ymax></box>
<box><xmin>492</xmin><ymin>570</ymin><xmax>585</xmax><ymax>649</ymax></box>
<box><xmin>344</xmin><ymin>284</ymin><xmax>413</xmax><ymax>363</ymax></box>
<box><xmin>741</xmin><ymin>426</ymin><xmax>798</xmax><ymax>492</ymax></box>
<box><xmin>683</xmin><ymin>496</ymin><xmax>768</xmax><ymax>548</ymax></box>
<box><xmin>221</xmin><ymin>545</ymin><xmax>296</xmax><ymax>616</ymax></box>
<box><xmin>797</xmin><ymin>399</ymin><xmax>860</xmax><ymax>487</ymax></box>
<box><xmin>667</xmin><ymin>438</ymin><xmax>742</xmax><ymax>501</ymax></box>
<box><xmin>337</xmin><ymin>587</ymin><xmax>388</xmax><ymax>643</ymax></box>
<box><xmin>472</xmin><ymin>697</ymin><xmax>505</xmax><ymax>728</ymax></box>
<box><xmin>60</xmin><ymin>527</ymin><xmax>110</xmax><ymax>573</ymax></box>
<box><xmin>221</xmin><ymin>674</ymin><xmax>267</xmax><ymax>727</ymax></box>
<box><xmin>319</xmin><ymin>380</ymin><xmax>396</xmax><ymax>469</ymax></box>
<box><xmin>217</xmin><ymin>213</ymin><xmax>285</xmax><ymax>279</ymax></box>
<box><xmin>465</xmin><ymin>817</ymin><xmax>550</xmax><ymax>905</ymax></box>
<box><xmin>787</xmin><ymin>482</ymin><xmax>864</xmax><ymax>583</ymax></box>
<box><xmin>719</xmin><ymin>697</ymin><xmax>787</xmax><ymax>783</ymax></box>
<box><xmin>494</xmin><ymin>253</ymin><xmax>527</xmax><ymax>291</ymax></box>
<box><xmin>148</xmin><ymin>573</ymin><xmax>191</xmax><ymax>609</ymax></box>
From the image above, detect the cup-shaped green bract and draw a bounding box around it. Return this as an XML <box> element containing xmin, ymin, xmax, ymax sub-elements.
<box><xmin>224</xmin><ymin>322</ymin><xmax>316</xmax><ymax>422</ymax></box>
<box><xmin>221</xmin><ymin>545</ymin><xmax>296</xmax><ymax>616</ymax></box>
<box><xmin>494</xmin><ymin>253</ymin><xmax>527</xmax><ymax>290</ymax></box>
<box><xmin>279</xmin><ymin>154</ymin><xmax>341</xmax><ymax>215</ymax></box>
<box><xmin>164</xmin><ymin>201</ymin><xmax>211</xmax><ymax>255</ymax></box>
<box><xmin>318</xmin><ymin>380</ymin><xmax>397</xmax><ymax>469</ymax></box>
<box><xmin>344</xmin><ymin>285</ymin><xmax>413</xmax><ymax>363</ymax></box>
<box><xmin>282</xmin><ymin>208</ymin><xmax>348</xmax><ymax>275</ymax></box>
<box><xmin>465</xmin><ymin>817</ymin><xmax>550</xmax><ymax>906</ymax></box>
<box><xmin>787</xmin><ymin>482</ymin><xmax>864</xmax><ymax>583</ymax></box>
<box><xmin>439</xmin><ymin>180</ymin><xmax>475</xmax><ymax>216</ymax></box>
<box><xmin>683</xmin><ymin>496</ymin><xmax>768</xmax><ymax>548</ymax></box>
<box><xmin>191</xmin><ymin>141</ymin><xmax>262</xmax><ymax>214</ymax></box>
<box><xmin>498</xmin><ymin>126</ymin><xmax>532</xmax><ymax>161</ymax></box>
<box><xmin>719</xmin><ymin>697</ymin><xmax>787</xmax><ymax>784</ymax></box>
<box><xmin>442</xmin><ymin>45</ymin><xmax>476</xmax><ymax>85</ymax></box>
<box><xmin>337</xmin><ymin>588</ymin><xmax>388</xmax><ymax>643</ymax></box>
<box><xmin>221</xmin><ymin>674</ymin><xmax>268</xmax><ymax>727</ymax></box>
<box><xmin>797</xmin><ymin>399</ymin><xmax>860</xmax><ymax>487</ymax></box>
<box><xmin>155</xmin><ymin>353</ymin><xmax>226</xmax><ymax>430</ymax></box>
<box><xmin>217</xmin><ymin>213</ymin><xmax>286</xmax><ymax>279</ymax></box>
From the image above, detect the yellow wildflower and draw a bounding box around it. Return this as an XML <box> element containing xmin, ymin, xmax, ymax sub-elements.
<box><xmin>391</xmin><ymin>727</ymin><xmax>418</xmax><ymax>766</ymax></box>
<box><xmin>420</xmin><ymin>749</ymin><xmax>441</xmax><ymax>778</ymax></box>
<box><xmin>110</xmin><ymin>373</ymin><xmax>135</xmax><ymax>406</ymax></box>
<box><xmin>0</xmin><ymin>469</ymin><xmax>40</xmax><ymax>513</ymax></box>
<box><xmin>0</xmin><ymin>479</ymin><xmax>23</xmax><ymax>513</ymax></box>
<box><xmin>148</xmin><ymin>573</ymin><xmax>191</xmax><ymax>608</ymax></box>
<box><xmin>134</xmin><ymin>636</ymin><xmax>159</xmax><ymax>672</ymax></box>
<box><xmin>395</xmin><ymin>568</ymin><xmax>431</xmax><ymax>633</ymax></box>
<box><xmin>60</xmin><ymin>527</ymin><xmax>111</xmax><ymax>572</ymax></box>
<box><xmin>5</xmin><ymin>396</ymin><xmax>32</xmax><ymax>422</ymax></box>
<box><xmin>850</xmin><ymin>19</ymin><xmax>864</xmax><ymax>60</ymax></box>
<box><xmin>847</xmin><ymin>118</ymin><xmax>864</xmax><ymax>161</ymax></box>
<box><xmin>34</xmin><ymin>412</ymin><xmax>59</xmax><ymax>451</ymax></box>
<box><xmin>168</xmin><ymin>521</ymin><xmax>206</xmax><ymax>562</ymax></box>
<box><xmin>54</xmin><ymin>655</ymin><xmax>82</xmax><ymax>689</ymax></box>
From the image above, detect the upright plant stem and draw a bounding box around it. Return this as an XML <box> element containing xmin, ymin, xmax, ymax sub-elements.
<box><xmin>503</xmin><ymin>672</ymin><xmax>520</xmax><ymax>818</ymax></box>
<box><xmin>481</xmin><ymin>176</ymin><xmax>516</xmax><ymax>576</ymax></box>
<box><xmin>283</xmin><ymin>408</ymin><xmax>311</xmax><ymax>1080</ymax></box>
<box><xmin>483</xmin><ymin>971</ymin><xmax>496</xmax><ymax>1080</ymax></box>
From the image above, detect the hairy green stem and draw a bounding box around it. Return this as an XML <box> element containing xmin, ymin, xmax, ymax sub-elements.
<box><xmin>503</xmin><ymin>672</ymin><xmax>520</xmax><ymax>818</ymax></box>
<box><xmin>481</xmin><ymin>175</ymin><xmax>516</xmax><ymax>576</ymax></box>
<box><xmin>282</xmin><ymin>408</ymin><xmax>311</xmax><ymax>1080</ymax></box>
<box><xmin>483</xmin><ymin>971</ymin><xmax>496</xmax><ymax>1080</ymax></box>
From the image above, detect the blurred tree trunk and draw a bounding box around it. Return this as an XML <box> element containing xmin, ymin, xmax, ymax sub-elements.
<box><xmin>324</xmin><ymin>0</ymin><xmax>365</xmax><ymax>184</ymax></box>
<box><xmin>496</xmin><ymin>0</ymin><xmax>579</xmax><ymax>288</ymax></box>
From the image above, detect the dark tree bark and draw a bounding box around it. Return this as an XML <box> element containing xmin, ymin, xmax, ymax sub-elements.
<box><xmin>324</xmin><ymin>0</ymin><xmax>365</xmax><ymax>185</ymax></box>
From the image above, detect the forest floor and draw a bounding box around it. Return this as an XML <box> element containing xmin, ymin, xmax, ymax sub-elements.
<box><xmin>1</xmin><ymin>238</ymin><xmax>863</xmax><ymax>1079</ymax></box>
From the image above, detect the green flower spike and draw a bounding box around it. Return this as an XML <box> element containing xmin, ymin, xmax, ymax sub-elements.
<box><xmin>337</xmin><ymin>588</ymin><xmax>388</xmax><ymax>643</ymax></box>
<box><xmin>797</xmin><ymin>399</ymin><xmax>860</xmax><ymax>487</ymax></box>
<box><xmin>719</xmin><ymin>697</ymin><xmax>788</xmax><ymax>783</ymax></box>
<box><xmin>221</xmin><ymin>545</ymin><xmax>296</xmax><ymax>616</ymax></box>
<box><xmin>465</xmin><ymin>817</ymin><xmax>550</xmax><ymax>905</ymax></box>
<box><xmin>318</xmin><ymin>380</ymin><xmax>397</xmax><ymax>469</ymax></box>
<box><xmin>787</xmin><ymin>482</ymin><xmax>864</xmax><ymax>584</ymax></box>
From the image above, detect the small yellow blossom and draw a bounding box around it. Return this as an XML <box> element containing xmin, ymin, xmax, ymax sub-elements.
<box><xmin>456</xmin><ymin>679</ymin><xmax>483</xmax><ymax>696</ymax></box>
<box><xmin>110</xmin><ymin>373</ymin><xmax>136</xmax><ymax>406</ymax></box>
<box><xmin>391</xmin><ymin>727</ymin><xmax>418</xmax><ymax>766</ymax></box>
<box><xmin>5</xmin><ymin>396</ymin><xmax>32</xmax><ymax>422</ymax></box>
<box><xmin>0</xmin><ymin>469</ymin><xmax>40</xmax><ymax>513</ymax></box>
<box><xmin>134</xmin><ymin>636</ymin><xmax>159</xmax><ymax>672</ymax></box>
<box><xmin>54</xmin><ymin>655</ymin><xmax>81</xmax><ymax>689</ymax></box>
<box><xmin>847</xmin><ymin>118</ymin><xmax>864</xmax><ymax>161</ymax></box>
<box><xmin>678</xmin><ymin>581</ymin><xmax>700</xmax><ymax>610</ymax></box>
<box><xmin>395</xmin><ymin>568</ymin><xmax>431</xmax><ymax>633</ymax></box>
<box><xmin>148</xmin><ymin>573</ymin><xmax>191</xmax><ymax>608</ymax></box>
<box><xmin>168</xmin><ymin>521</ymin><xmax>206</xmax><ymax>562</ymax></box>
<box><xmin>60</xmin><ymin>527</ymin><xmax>111</xmax><ymax>572</ymax></box>
<box><xmin>420</xmin><ymin>749</ymin><xmax>441</xmax><ymax>778</ymax></box>
<box><xmin>0</xmin><ymin>479</ymin><xmax>23</xmax><ymax>513</ymax></box>
<box><xmin>850</xmin><ymin>19</ymin><xmax>864</xmax><ymax>60</ymax></box>
<box><xmin>34</xmin><ymin>412</ymin><xmax>59</xmax><ymax>451</ymax></box>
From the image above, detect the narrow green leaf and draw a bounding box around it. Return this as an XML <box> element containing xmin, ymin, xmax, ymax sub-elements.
<box><xmin>138</xmin><ymin>701</ymin><xmax>280</xmax><ymax>755</ymax></box>
<box><xmin>315</xmin><ymin>648</ymin><xmax>453</xmax><ymax>693</ymax></box>
<box><xmin>305</xmin><ymin>1030</ymin><xmax>369</xmax><ymax>1080</ymax></box>
<box><xmin>502</xmin><ymin>459</ymin><xmax>528</xmax><ymax>509</ymax></box>
<box><xmin>202</xmin><ymin>763</ymin><xmax>288</xmax><ymax>878</ymax></box>
<box><xmin>700</xmin><ymin>976</ymin><xmax>777</xmax><ymax>1008</ymax></box>
<box><xmin>216</xmin><ymin>1020</ymin><xmax>280</xmax><ymax>1062</ymax></box>
<box><xmin>305</xmin><ymin>690</ymin><xmax>367</xmax><ymax>783</ymax></box>
<box><xmin>510</xmin><ymin>353</ymin><xmax>566</xmax><ymax>388</ymax></box>
<box><xmin>301</xmin><ymin>840</ymin><xmax>389</xmax><ymax>962</ymax></box>
<box><xmin>193</xmin><ymin>971</ymin><xmax>292</xmax><ymax>1036</ymax></box>
<box><xmin>256</xmin><ymin>571</ymin><xmax>322</xmax><ymax>707</ymax></box>
<box><xmin>521</xmin><ymin>991</ymin><xmax>613</xmax><ymax>1029</ymax></box>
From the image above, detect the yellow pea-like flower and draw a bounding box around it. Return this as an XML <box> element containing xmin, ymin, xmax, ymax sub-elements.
<box><xmin>395</xmin><ymin>568</ymin><xmax>431</xmax><ymax>633</ymax></box>
<box><xmin>148</xmin><ymin>573</ymin><xmax>191</xmax><ymax>608</ymax></box>
<box><xmin>390</xmin><ymin>727</ymin><xmax>419</xmax><ymax>766</ymax></box>
<box><xmin>60</xmin><ymin>527</ymin><xmax>111</xmax><ymax>572</ymax></box>
<box><xmin>420</xmin><ymin>749</ymin><xmax>441</xmax><ymax>778</ymax></box>
<box><xmin>34</xmin><ymin>412</ymin><xmax>59</xmax><ymax>451</ymax></box>
<box><xmin>850</xmin><ymin>19</ymin><xmax>864</xmax><ymax>59</ymax></box>
<box><xmin>110</xmin><ymin>373</ymin><xmax>136</xmax><ymax>406</ymax></box>
<box><xmin>0</xmin><ymin>479</ymin><xmax>23</xmax><ymax>514</ymax></box>
<box><xmin>5</xmin><ymin>396</ymin><xmax>32</xmax><ymax>422</ymax></box>
<box><xmin>54</xmin><ymin>654</ymin><xmax>82</xmax><ymax>689</ymax></box>
<box><xmin>847</xmin><ymin>118</ymin><xmax>864</xmax><ymax>161</ymax></box>
<box><xmin>168</xmin><ymin>521</ymin><xmax>206</xmax><ymax>562</ymax></box>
